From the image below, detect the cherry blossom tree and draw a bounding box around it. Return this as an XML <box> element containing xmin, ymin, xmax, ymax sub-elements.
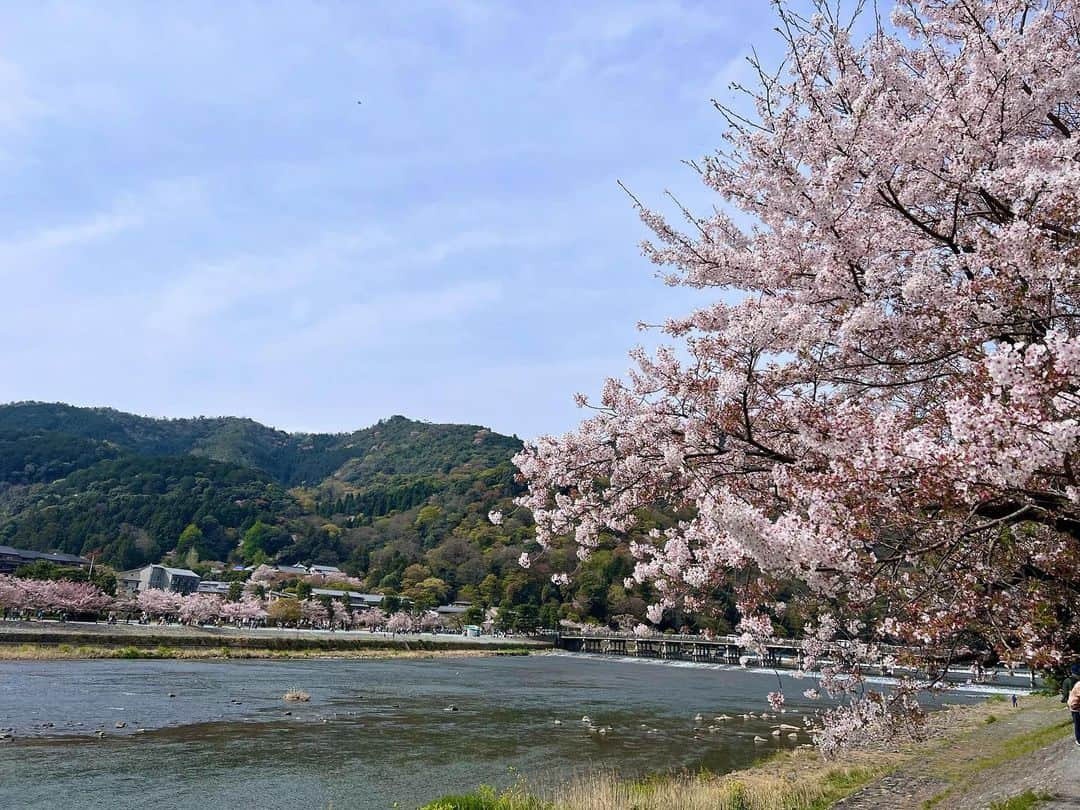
<box><xmin>516</xmin><ymin>0</ymin><xmax>1080</xmax><ymax>751</ymax></box>
<box><xmin>40</xmin><ymin>580</ymin><xmax>113</xmax><ymax>615</ymax></box>
<box><xmin>304</xmin><ymin>573</ymin><xmax>366</xmax><ymax>590</ymax></box>
<box><xmin>386</xmin><ymin>612</ymin><xmax>413</xmax><ymax>634</ymax></box>
<box><xmin>0</xmin><ymin>577</ymin><xmax>113</xmax><ymax>615</ymax></box>
<box><xmin>300</xmin><ymin>599</ymin><xmax>329</xmax><ymax>627</ymax></box>
<box><xmin>137</xmin><ymin>588</ymin><xmax>183</xmax><ymax>619</ymax></box>
<box><xmin>0</xmin><ymin>576</ymin><xmax>31</xmax><ymax>614</ymax></box>
<box><xmin>357</xmin><ymin>608</ymin><xmax>387</xmax><ymax>630</ymax></box>
<box><xmin>419</xmin><ymin>611</ymin><xmax>443</xmax><ymax>632</ymax></box>
<box><xmin>179</xmin><ymin>593</ymin><xmax>223</xmax><ymax>625</ymax></box>
<box><xmin>221</xmin><ymin>597</ymin><xmax>267</xmax><ymax>625</ymax></box>
<box><xmin>249</xmin><ymin>564</ymin><xmax>280</xmax><ymax>584</ymax></box>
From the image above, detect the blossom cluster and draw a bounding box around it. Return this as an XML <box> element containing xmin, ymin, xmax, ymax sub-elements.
<box><xmin>0</xmin><ymin>576</ymin><xmax>112</xmax><ymax>614</ymax></box>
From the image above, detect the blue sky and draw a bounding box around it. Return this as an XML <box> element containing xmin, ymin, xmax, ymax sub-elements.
<box><xmin>0</xmin><ymin>1</ymin><xmax>780</xmax><ymax>439</ymax></box>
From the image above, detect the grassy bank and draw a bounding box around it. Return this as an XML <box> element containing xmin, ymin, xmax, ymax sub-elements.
<box><xmin>0</xmin><ymin>625</ymin><xmax>546</xmax><ymax>657</ymax></box>
<box><xmin>425</xmin><ymin>757</ymin><xmax>887</xmax><ymax>810</ymax></box>
<box><xmin>423</xmin><ymin>696</ymin><xmax>1070</xmax><ymax>810</ymax></box>
<box><xmin>0</xmin><ymin>642</ymin><xmax>534</xmax><ymax>661</ymax></box>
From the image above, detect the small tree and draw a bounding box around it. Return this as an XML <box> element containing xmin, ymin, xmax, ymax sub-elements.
<box><xmin>267</xmin><ymin>598</ymin><xmax>301</xmax><ymax>627</ymax></box>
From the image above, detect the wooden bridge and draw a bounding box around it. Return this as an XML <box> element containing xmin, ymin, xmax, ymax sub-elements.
<box><xmin>554</xmin><ymin>632</ymin><xmax>1040</xmax><ymax>686</ymax></box>
<box><xmin>556</xmin><ymin>632</ymin><xmax>811</xmax><ymax>669</ymax></box>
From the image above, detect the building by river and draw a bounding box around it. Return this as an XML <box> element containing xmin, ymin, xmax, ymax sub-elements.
<box><xmin>0</xmin><ymin>545</ymin><xmax>91</xmax><ymax>575</ymax></box>
<box><xmin>117</xmin><ymin>564</ymin><xmax>201</xmax><ymax>595</ymax></box>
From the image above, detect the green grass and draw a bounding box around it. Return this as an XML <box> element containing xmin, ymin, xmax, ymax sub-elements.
<box><xmin>922</xmin><ymin>720</ymin><xmax>1071</xmax><ymax>808</ymax></box>
<box><xmin>112</xmin><ymin>645</ymin><xmax>177</xmax><ymax>659</ymax></box>
<box><xmin>973</xmin><ymin>720</ymin><xmax>1072</xmax><ymax>770</ymax></box>
<box><xmin>424</xmin><ymin>763</ymin><xmax>885</xmax><ymax>810</ymax></box>
<box><xmin>989</xmin><ymin>788</ymin><xmax>1052</xmax><ymax>810</ymax></box>
<box><xmin>421</xmin><ymin>784</ymin><xmax>548</xmax><ymax>810</ymax></box>
<box><xmin>804</xmin><ymin>767</ymin><xmax>884</xmax><ymax>810</ymax></box>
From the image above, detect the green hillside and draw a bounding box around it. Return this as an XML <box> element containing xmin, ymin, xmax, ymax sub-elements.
<box><xmin>0</xmin><ymin>403</ymin><xmax>521</xmax><ymax>486</ymax></box>
<box><xmin>0</xmin><ymin>402</ymin><xmax>680</xmax><ymax>631</ymax></box>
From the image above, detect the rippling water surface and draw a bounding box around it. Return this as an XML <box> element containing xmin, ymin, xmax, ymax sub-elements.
<box><xmin>0</xmin><ymin>654</ymin><xmax>989</xmax><ymax>809</ymax></box>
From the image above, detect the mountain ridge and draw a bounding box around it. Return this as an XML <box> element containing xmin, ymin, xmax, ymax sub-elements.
<box><xmin>0</xmin><ymin>401</ymin><xmax>522</xmax><ymax>487</ymax></box>
<box><xmin>0</xmin><ymin>401</ymin><xmax>666</xmax><ymax>631</ymax></box>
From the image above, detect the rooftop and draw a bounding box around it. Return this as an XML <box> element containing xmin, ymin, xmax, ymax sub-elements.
<box><xmin>0</xmin><ymin>545</ymin><xmax>91</xmax><ymax>566</ymax></box>
<box><xmin>161</xmin><ymin>567</ymin><xmax>199</xmax><ymax>577</ymax></box>
<box><xmin>436</xmin><ymin>605</ymin><xmax>469</xmax><ymax>614</ymax></box>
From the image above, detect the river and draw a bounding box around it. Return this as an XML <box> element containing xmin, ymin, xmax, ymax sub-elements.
<box><xmin>0</xmin><ymin>653</ymin><xmax>992</xmax><ymax>809</ymax></box>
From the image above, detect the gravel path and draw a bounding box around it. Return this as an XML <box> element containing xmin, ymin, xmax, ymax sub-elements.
<box><xmin>951</xmin><ymin>736</ymin><xmax>1079</xmax><ymax>809</ymax></box>
<box><xmin>835</xmin><ymin>697</ymin><xmax>1076</xmax><ymax>809</ymax></box>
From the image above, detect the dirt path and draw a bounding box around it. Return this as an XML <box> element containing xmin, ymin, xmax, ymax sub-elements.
<box><xmin>834</xmin><ymin>697</ymin><xmax>1076</xmax><ymax>809</ymax></box>
<box><xmin>953</xmin><ymin>736</ymin><xmax>1079</xmax><ymax>809</ymax></box>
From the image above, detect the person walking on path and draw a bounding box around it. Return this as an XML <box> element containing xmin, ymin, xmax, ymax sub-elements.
<box><xmin>1064</xmin><ymin>664</ymin><xmax>1080</xmax><ymax>700</ymax></box>
<box><xmin>1069</xmin><ymin>678</ymin><xmax>1080</xmax><ymax>746</ymax></box>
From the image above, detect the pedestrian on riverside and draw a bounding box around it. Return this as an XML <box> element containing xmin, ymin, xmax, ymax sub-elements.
<box><xmin>1068</xmin><ymin>678</ymin><xmax>1080</xmax><ymax>747</ymax></box>
<box><xmin>1062</xmin><ymin>664</ymin><xmax>1080</xmax><ymax>705</ymax></box>
<box><xmin>1011</xmin><ymin>694</ymin><xmax>1018</xmax><ymax>708</ymax></box>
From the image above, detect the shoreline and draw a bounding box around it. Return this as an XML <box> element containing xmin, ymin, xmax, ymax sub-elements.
<box><xmin>545</xmin><ymin>649</ymin><xmax>1038</xmax><ymax>697</ymax></box>
<box><xmin>0</xmin><ymin>642</ymin><xmax>535</xmax><ymax>661</ymax></box>
<box><xmin>0</xmin><ymin>620</ymin><xmax>549</xmax><ymax>660</ymax></box>
<box><xmin>425</xmin><ymin>696</ymin><xmax>1073</xmax><ymax>809</ymax></box>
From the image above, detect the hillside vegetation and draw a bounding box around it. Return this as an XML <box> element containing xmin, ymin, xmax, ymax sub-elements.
<box><xmin>0</xmin><ymin>402</ymin><xmax>680</xmax><ymax>630</ymax></box>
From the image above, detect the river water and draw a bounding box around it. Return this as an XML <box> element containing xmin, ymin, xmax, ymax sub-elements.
<box><xmin>0</xmin><ymin>653</ymin><xmax>993</xmax><ymax>809</ymax></box>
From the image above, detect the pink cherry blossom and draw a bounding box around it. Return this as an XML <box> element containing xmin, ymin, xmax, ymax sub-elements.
<box><xmin>300</xmin><ymin>600</ymin><xmax>329</xmax><ymax>625</ymax></box>
<box><xmin>178</xmin><ymin>593</ymin><xmax>222</xmax><ymax>624</ymax></box>
<box><xmin>419</xmin><ymin>611</ymin><xmax>443</xmax><ymax>631</ymax></box>
<box><xmin>221</xmin><ymin>597</ymin><xmax>267</xmax><ymax>623</ymax></box>
<box><xmin>516</xmin><ymin>0</ymin><xmax>1080</xmax><ymax>748</ymax></box>
<box><xmin>136</xmin><ymin>588</ymin><xmax>183</xmax><ymax>618</ymax></box>
<box><xmin>357</xmin><ymin>608</ymin><xmax>387</xmax><ymax>630</ymax></box>
<box><xmin>386</xmin><ymin>612</ymin><xmax>413</xmax><ymax>634</ymax></box>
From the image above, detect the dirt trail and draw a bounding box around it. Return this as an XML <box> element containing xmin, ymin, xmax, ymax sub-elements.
<box><xmin>834</xmin><ymin>696</ymin><xmax>1076</xmax><ymax>809</ymax></box>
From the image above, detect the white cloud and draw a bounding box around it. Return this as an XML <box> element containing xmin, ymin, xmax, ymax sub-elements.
<box><xmin>0</xmin><ymin>211</ymin><xmax>141</xmax><ymax>260</ymax></box>
<box><xmin>276</xmin><ymin>279</ymin><xmax>503</xmax><ymax>356</ymax></box>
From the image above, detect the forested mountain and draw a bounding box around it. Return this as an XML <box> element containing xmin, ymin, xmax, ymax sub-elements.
<box><xmin>0</xmin><ymin>402</ymin><xmax>691</xmax><ymax>631</ymax></box>
<box><xmin>0</xmin><ymin>402</ymin><xmax>520</xmax><ymax>486</ymax></box>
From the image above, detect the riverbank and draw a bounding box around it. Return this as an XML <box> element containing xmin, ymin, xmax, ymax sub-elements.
<box><xmin>0</xmin><ymin>642</ymin><xmax>534</xmax><ymax>660</ymax></box>
<box><xmin>425</xmin><ymin>696</ymin><xmax>1075</xmax><ymax>809</ymax></box>
<box><xmin>0</xmin><ymin>619</ymin><xmax>549</xmax><ymax>659</ymax></box>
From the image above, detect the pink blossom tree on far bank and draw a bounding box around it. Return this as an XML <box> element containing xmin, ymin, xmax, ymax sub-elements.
<box><xmin>41</xmin><ymin>580</ymin><xmax>114</xmax><ymax>614</ymax></box>
<box><xmin>0</xmin><ymin>575</ymin><xmax>32</xmax><ymax>613</ymax></box>
<box><xmin>300</xmin><ymin>599</ymin><xmax>329</xmax><ymax>627</ymax></box>
<box><xmin>178</xmin><ymin>593</ymin><xmax>222</xmax><ymax>625</ymax></box>
<box><xmin>357</xmin><ymin>608</ymin><xmax>387</xmax><ymax>630</ymax></box>
<box><xmin>137</xmin><ymin>588</ymin><xmax>183</xmax><ymax>619</ymax></box>
<box><xmin>0</xmin><ymin>576</ymin><xmax>113</xmax><ymax>615</ymax></box>
<box><xmin>515</xmin><ymin>0</ymin><xmax>1080</xmax><ymax>752</ymax></box>
<box><xmin>419</xmin><ymin>611</ymin><xmax>443</xmax><ymax>633</ymax></box>
<box><xmin>221</xmin><ymin>597</ymin><xmax>267</xmax><ymax>625</ymax></box>
<box><xmin>386</xmin><ymin>612</ymin><xmax>413</xmax><ymax>635</ymax></box>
